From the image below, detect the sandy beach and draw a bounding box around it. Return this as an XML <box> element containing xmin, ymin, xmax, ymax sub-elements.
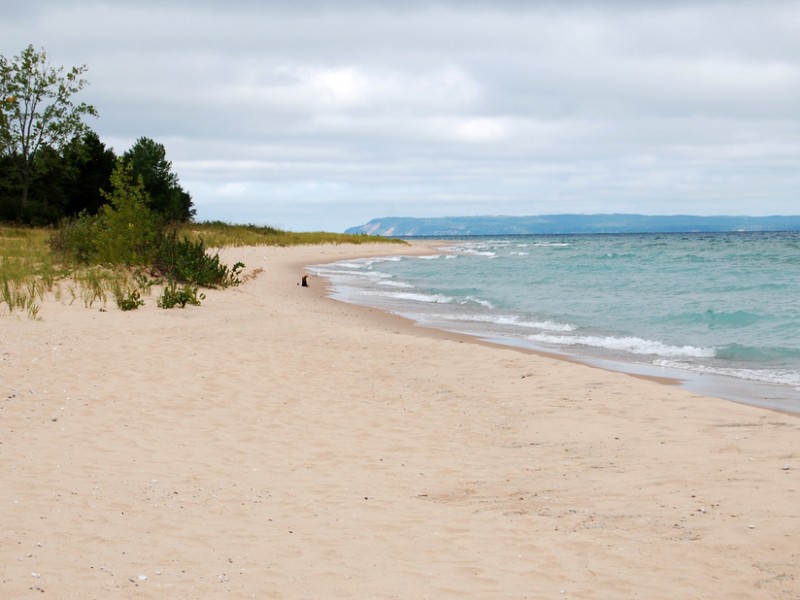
<box><xmin>1</xmin><ymin>241</ymin><xmax>798</xmax><ymax>599</ymax></box>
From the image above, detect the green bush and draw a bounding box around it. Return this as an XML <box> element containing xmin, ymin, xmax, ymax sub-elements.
<box><xmin>155</xmin><ymin>230</ymin><xmax>243</xmax><ymax>288</ymax></box>
<box><xmin>49</xmin><ymin>211</ymin><xmax>100</xmax><ymax>264</ymax></box>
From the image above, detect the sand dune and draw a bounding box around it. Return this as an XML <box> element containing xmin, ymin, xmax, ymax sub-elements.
<box><xmin>1</xmin><ymin>242</ymin><xmax>798</xmax><ymax>599</ymax></box>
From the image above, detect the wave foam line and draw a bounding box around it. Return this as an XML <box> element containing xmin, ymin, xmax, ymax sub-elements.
<box><xmin>529</xmin><ymin>334</ymin><xmax>716</xmax><ymax>358</ymax></box>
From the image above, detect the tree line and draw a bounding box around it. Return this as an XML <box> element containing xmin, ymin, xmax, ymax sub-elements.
<box><xmin>1</xmin><ymin>44</ymin><xmax>195</xmax><ymax>225</ymax></box>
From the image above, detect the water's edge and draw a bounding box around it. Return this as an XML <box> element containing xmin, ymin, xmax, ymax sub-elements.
<box><xmin>312</xmin><ymin>248</ymin><xmax>800</xmax><ymax>416</ymax></box>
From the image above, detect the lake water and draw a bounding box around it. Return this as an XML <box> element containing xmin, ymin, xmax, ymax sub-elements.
<box><xmin>312</xmin><ymin>232</ymin><xmax>800</xmax><ymax>413</ymax></box>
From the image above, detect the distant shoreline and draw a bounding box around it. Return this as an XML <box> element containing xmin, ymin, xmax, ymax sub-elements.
<box><xmin>346</xmin><ymin>214</ymin><xmax>800</xmax><ymax>237</ymax></box>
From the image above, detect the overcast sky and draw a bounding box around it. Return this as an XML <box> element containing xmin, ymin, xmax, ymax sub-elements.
<box><xmin>3</xmin><ymin>1</ymin><xmax>799</xmax><ymax>231</ymax></box>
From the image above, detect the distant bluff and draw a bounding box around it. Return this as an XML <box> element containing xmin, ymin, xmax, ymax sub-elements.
<box><xmin>345</xmin><ymin>215</ymin><xmax>800</xmax><ymax>237</ymax></box>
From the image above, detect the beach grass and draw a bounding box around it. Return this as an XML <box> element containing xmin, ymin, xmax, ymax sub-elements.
<box><xmin>0</xmin><ymin>222</ymin><xmax>403</xmax><ymax>317</ymax></box>
<box><xmin>182</xmin><ymin>221</ymin><xmax>407</xmax><ymax>248</ymax></box>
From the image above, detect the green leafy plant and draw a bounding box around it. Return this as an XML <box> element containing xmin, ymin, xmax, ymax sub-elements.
<box><xmin>157</xmin><ymin>280</ymin><xmax>204</xmax><ymax>309</ymax></box>
<box><xmin>114</xmin><ymin>287</ymin><xmax>144</xmax><ymax>311</ymax></box>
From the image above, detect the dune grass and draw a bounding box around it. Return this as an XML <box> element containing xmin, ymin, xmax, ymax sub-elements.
<box><xmin>182</xmin><ymin>221</ymin><xmax>407</xmax><ymax>248</ymax></box>
<box><xmin>1</xmin><ymin>222</ymin><xmax>403</xmax><ymax>318</ymax></box>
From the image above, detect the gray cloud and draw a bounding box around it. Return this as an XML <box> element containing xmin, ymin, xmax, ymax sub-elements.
<box><xmin>2</xmin><ymin>1</ymin><xmax>799</xmax><ymax>230</ymax></box>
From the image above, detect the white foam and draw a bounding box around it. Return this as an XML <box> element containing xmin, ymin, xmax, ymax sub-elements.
<box><xmin>438</xmin><ymin>313</ymin><xmax>576</xmax><ymax>332</ymax></box>
<box><xmin>362</xmin><ymin>290</ymin><xmax>454</xmax><ymax>304</ymax></box>
<box><xmin>654</xmin><ymin>360</ymin><xmax>800</xmax><ymax>388</ymax></box>
<box><xmin>462</xmin><ymin>296</ymin><xmax>495</xmax><ymax>309</ymax></box>
<box><xmin>334</xmin><ymin>261</ymin><xmax>369</xmax><ymax>269</ymax></box>
<box><xmin>529</xmin><ymin>334</ymin><xmax>716</xmax><ymax>358</ymax></box>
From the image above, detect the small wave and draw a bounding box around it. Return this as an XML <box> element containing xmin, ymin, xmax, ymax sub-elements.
<box><xmin>358</xmin><ymin>270</ymin><xmax>392</xmax><ymax>280</ymax></box>
<box><xmin>362</xmin><ymin>290</ymin><xmax>454</xmax><ymax>304</ymax></box>
<box><xmin>528</xmin><ymin>334</ymin><xmax>716</xmax><ymax>358</ymax></box>
<box><xmin>417</xmin><ymin>254</ymin><xmax>442</xmax><ymax>260</ymax></box>
<box><xmin>655</xmin><ymin>359</ymin><xmax>800</xmax><ymax>388</ymax></box>
<box><xmin>461</xmin><ymin>296</ymin><xmax>495</xmax><ymax>309</ymax></box>
<box><xmin>313</xmin><ymin>268</ymin><xmax>389</xmax><ymax>280</ymax></box>
<box><xmin>438</xmin><ymin>313</ymin><xmax>576</xmax><ymax>332</ymax></box>
<box><xmin>377</xmin><ymin>280</ymin><xmax>415</xmax><ymax>289</ymax></box>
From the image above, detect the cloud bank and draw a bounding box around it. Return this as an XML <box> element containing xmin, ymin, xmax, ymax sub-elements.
<box><xmin>2</xmin><ymin>1</ymin><xmax>799</xmax><ymax>230</ymax></box>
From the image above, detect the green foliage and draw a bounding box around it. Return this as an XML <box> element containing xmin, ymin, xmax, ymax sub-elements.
<box><xmin>50</xmin><ymin>161</ymin><xmax>163</xmax><ymax>266</ymax></box>
<box><xmin>49</xmin><ymin>211</ymin><xmax>99</xmax><ymax>263</ymax></box>
<box><xmin>183</xmin><ymin>220</ymin><xmax>408</xmax><ymax>248</ymax></box>
<box><xmin>155</xmin><ymin>229</ymin><xmax>243</xmax><ymax>288</ymax></box>
<box><xmin>60</xmin><ymin>131</ymin><xmax>116</xmax><ymax>217</ymax></box>
<box><xmin>157</xmin><ymin>280</ymin><xmax>204</xmax><ymax>309</ymax></box>
<box><xmin>114</xmin><ymin>287</ymin><xmax>144</xmax><ymax>311</ymax></box>
<box><xmin>0</xmin><ymin>45</ymin><xmax>97</xmax><ymax>210</ymax></box>
<box><xmin>94</xmin><ymin>160</ymin><xmax>162</xmax><ymax>265</ymax></box>
<box><xmin>123</xmin><ymin>137</ymin><xmax>195</xmax><ymax>222</ymax></box>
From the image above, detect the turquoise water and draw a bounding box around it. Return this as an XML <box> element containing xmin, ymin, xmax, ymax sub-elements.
<box><xmin>312</xmin><ymin>232</ymin><xmax>800</xmax><ymax>413</ymax></box>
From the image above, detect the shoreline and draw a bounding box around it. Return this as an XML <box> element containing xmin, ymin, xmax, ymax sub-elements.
<box><xmin>1</xmin><ymin>241</ymin><xmax>798</xmax><ymax>599</ymax></box>
<box><xmin>306</xmin><ymin>240</ymin><xmax>800</xmax><ymax>416</ymax></box>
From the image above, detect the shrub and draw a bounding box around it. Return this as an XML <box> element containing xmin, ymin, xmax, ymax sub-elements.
<box><xmin>49</xmin><ymin>212</ymin><xmax>100</xmax><ymax>264</ymax></box>
<box><xmin>155</xmin><ymin>230</ymin><xmax>243</xmax><ymax>288</ymax></box>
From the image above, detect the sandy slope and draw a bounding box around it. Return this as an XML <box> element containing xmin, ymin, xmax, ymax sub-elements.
<box><xmin>1</xmin><ymin>242</ymin><xmax>798</xmax><ymax>599</ymax></box>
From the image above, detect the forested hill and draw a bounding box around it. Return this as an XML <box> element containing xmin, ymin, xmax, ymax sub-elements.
<box><xmin>345</xmin><ymin>215</ymin><xmax>800</xmax><ymax>237</ymax></box>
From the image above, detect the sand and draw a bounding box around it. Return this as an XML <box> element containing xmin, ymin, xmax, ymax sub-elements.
<box><xmin>1</xmin><ymin>241</ymin><xmax>798</xmax><ymax>599</ymax></box>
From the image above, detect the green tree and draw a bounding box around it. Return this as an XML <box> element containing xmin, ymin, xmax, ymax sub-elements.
<box><xmin>61</xmin><ymin>130</ymin><xmax>116</xmax><ymax>217</ymax></box>
<box><xmin>94</xmin><ymin>160</ymin><xmax>162</xmax><ymax>265</ymax></box>
<box><xmin>122</xmin><ymin>137</ymin><xmax>195</xmax><ymax>222</ymax></box>
<box><xmin>0</xmin><ymin>44</ymin><xmax>97</xmax><ymax>215</ymax></box>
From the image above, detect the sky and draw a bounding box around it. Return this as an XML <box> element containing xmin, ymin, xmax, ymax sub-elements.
<box><xmin>3</xmin><ymin>1</ymin><xmax>799</xmax><ymax>231</ymax></box>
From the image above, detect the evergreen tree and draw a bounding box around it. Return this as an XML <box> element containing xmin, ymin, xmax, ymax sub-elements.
<box><xmin>122</xmin><ymin>137</ymin><xmax>195</xmax><ymax>222</ymax></box>
<box><xmin>61</xmin><ymin>130</ymin><xmax>116</xmax><ymax>217</ymax></box>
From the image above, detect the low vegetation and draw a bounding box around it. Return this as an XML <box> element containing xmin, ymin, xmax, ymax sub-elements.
<box><xmin>1</xmin><ymin>213</ymin><xmax>403</xmax><ymax>318</ymax></box>
<box><xmin>183</xmin><ymin>221</ymin><xmax>407</xmax><ymax>248</ymax></box>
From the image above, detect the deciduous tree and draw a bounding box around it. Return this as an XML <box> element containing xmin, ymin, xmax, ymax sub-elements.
<box><xmin>0</xmin><ymin>44</ymin><xmax>97</xmax><ymax>213</ymax></box>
